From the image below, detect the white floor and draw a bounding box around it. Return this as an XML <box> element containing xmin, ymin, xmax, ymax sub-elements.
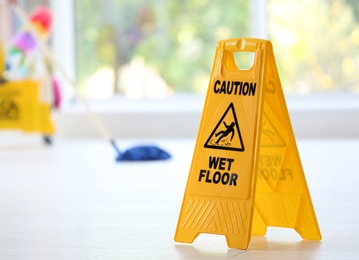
<box><xmin>0</xmin><ymin>134</ymin><xmax>359</xmax><ymax>259</ymax></box>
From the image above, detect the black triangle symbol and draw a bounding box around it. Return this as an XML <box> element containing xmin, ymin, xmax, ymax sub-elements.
<box><xmin>204</xmin><ymin>103</ymin><xmax>245</xmax><ymax>152</ymax></box>
<box><xmin>261</xmin><ymin>112</ymin><xmax>286</xmax><ymax>147</ymax></box>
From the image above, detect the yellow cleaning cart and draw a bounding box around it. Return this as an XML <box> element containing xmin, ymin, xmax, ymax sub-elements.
<box><xmin>0</xmin><ymin>43</ymin><xmax>54</xmax><ymax>143</ymax></box>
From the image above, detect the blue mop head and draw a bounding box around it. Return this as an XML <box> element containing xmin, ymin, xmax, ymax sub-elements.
<box><xmin>116</xmin><ymin>145</ymin><xmax>171</xmax><ymax>161</ymax></box>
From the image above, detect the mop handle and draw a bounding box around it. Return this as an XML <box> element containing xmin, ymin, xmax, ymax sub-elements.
<box><xmin>12</xmin><ymin>4</ymin><xmax>114</xmax><ymax>143</ymax></box>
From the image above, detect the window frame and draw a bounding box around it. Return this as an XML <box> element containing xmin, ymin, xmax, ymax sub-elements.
<box><xmin>50</xmin><ymin>0</ymin><xmax>359</xmax><ymax>139</ymax></box>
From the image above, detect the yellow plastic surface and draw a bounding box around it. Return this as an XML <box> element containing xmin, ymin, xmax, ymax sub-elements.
<box><xmin>0</xmin><ymin>43</ymin><xmax>4</xmax><ymax>75</ymax></box>
<box><xmin>174</xmin><ymin>38</ymin><xmax>321</xmax><ymax>249</ymax></box>
<box><xmin>0</xmin><ymin>80</ymin><xmax>54</xmax><ymax>134</ymax></box>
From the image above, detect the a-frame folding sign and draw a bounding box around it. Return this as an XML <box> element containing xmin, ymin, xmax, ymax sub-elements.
<box><xmin>174</xmin><ymin>38</ymin><xmax>321</xmax><ymax>249</ymax></box>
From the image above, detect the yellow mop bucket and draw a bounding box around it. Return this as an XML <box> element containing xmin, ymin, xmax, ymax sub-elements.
<box><xmin>0</xmin><ymin>79</ymin><xmax>54</xmax><ymax>135</ymax></box>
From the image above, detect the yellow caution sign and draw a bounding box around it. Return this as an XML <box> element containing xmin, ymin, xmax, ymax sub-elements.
<box><xmin>174</xmin><ymin>38</ymin><xmax>321</xmax><ymax>249</ymax></box>
<box><xmin>0</xmin><ymin>80</ymin><xmax>54</xmax><ymax>135</ymax></box>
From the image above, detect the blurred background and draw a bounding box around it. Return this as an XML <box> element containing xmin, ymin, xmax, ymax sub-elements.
<box><xmin>2</xmin><ymin>0</ymin><xmax>359</xmax><ymax>99</ymax></box>
<box><xmin>1</xmin><ymin>0</ymin><xmax>358</xmax><ymax>139</ymax></box>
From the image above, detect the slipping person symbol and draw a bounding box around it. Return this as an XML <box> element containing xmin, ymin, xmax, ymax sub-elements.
<box><xmin>215</xmin><ymin>121</ymin><xmax>235</xmax><ymax>144</ymax></box>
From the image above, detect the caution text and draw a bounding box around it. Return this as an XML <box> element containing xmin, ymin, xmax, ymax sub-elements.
<box><xmin>214</xmin><ymin>80</ymin><xmax>256</xmax><ymax>96</ymax></box>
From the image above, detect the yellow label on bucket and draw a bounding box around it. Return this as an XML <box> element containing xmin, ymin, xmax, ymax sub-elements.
<box><xmin>0</xmin><ymin>80</ymin><xmax>54</xmax><ymax>134</ymax></box>
<box><xmin>174</xmin><ymin>38</ymin><xmax>321</xmax><ymax>249</ymax></box>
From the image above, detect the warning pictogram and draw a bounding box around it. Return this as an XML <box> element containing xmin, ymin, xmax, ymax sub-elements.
<box><xmin>204</xmin><ymin>103</ymin><xmax>244</xmax><ymax>152</ymax></box>
<box><xmin>0</xmin><ymin>99</ymin><xmax>20</xmax><ymax>120</ymax></box>
<box><xmin>260</xmin><ymin>112</ymin><xmax>286</xmax><ymax>147</ymax></box>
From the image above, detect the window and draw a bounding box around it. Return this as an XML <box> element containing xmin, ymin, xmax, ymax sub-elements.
<box><xmin>1</xmin><ymin>0</ymin><xmax>358</xmax><ymax>138</ymax></box>
<box><xmin>73</xmin><ymin>0</ymin><xmax>359</xmax><ymax>98</ymax></box>
<box><xmin>74</xmin><ymin>0</ymin><xmax>251</xmax><ymax>99</ymax></box>
<box><xmin>3</xmin><ymin>1</ymin><xmax>359</xmax><ymax>98</ymax></box>
<box><xmin>268</xmin><ymin>0</ymin><xmax>359</xmax><ymax>94</ymax></box>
